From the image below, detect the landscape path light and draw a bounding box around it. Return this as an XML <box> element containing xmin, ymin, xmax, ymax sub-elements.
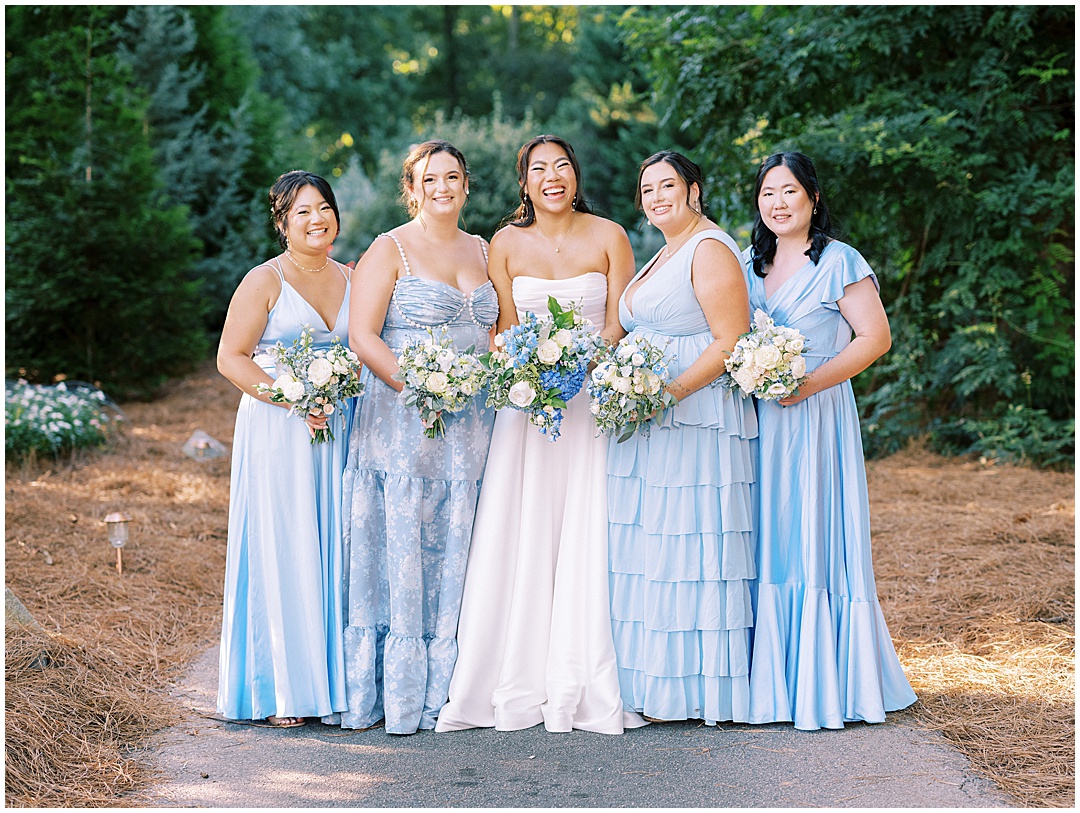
<box><xmin>103</xmin><ymin>511</ymin><xmax>131</xmax><ymax>575</ymax></box>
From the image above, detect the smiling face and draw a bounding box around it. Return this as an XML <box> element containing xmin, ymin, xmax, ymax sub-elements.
<box><xmin>757</xmin><ymin>163</ymin><xmax>816</xmax><ymax>241</ymax></box>
<box><xmin>524</xmin><ymin>141</ymin><xmax>578</xmax><ymax>214</ymax></box>
<box><xmin>639</xmin><ymin>160</ymin><xmax>700</xmax><ymax>234</ymax></box>
<box><xmin>284</xmin><ymin>184</ymin><xmax>338</xmax><ymax>253</ymax></box>
<box><xmin>410</xmin><ymin>150</ymin><xmax>468</xmax><ymax>219</ymax></box>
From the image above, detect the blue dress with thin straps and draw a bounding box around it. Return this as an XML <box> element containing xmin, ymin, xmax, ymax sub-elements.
<box><xmin>218</xmin><ymin>258</ymin><xmax>354</xmax><ymax>720</ymax></box>
<box><xmin>339</xmin><ymin>233</ymin><xmax>497</xmax><ymax>734</ymax></box>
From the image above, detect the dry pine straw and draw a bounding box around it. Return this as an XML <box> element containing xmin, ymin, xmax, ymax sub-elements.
<box><xmin>4</xmin><ymin>362</ymin><xmax>1076</xmax><ymax>807</ymax></box>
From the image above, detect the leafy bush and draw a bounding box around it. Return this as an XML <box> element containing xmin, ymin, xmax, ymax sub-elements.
<box><xmin>622</xmin><ymin>5</ymin><xmax>1074</xmax><ymax>467</ymax></box>
<box><xmin>930</xmin><ymin>406</ymin><xmax>1074</xmax><ymax>470</ymax></box>
<box><xmin>5</xmin><ymin>380</ymin><xmax>125</xmax><ymax>463</ymax></box>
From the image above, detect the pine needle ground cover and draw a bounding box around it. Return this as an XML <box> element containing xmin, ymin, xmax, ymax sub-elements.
<box><xmin>4</xmin><ymin>363</ymin><xmax>1074</xmax><ymax>807</ymax></box>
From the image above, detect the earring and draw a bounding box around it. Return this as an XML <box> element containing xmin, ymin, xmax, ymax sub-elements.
<box><xmin>572</xmin><ymin>197</ymin><xmax>577</xmax><ymax>211</ymax></box>
<box><xmin>813</xmin><ymin>206</ymin><xmax>818</xmax><ymax>215</ymax></box>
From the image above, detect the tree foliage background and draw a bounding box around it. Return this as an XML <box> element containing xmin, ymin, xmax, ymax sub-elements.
<box><xmin>5</xmin><ymin>5</ymin><xmax>1074</xmax><ymax>465</ymax></box>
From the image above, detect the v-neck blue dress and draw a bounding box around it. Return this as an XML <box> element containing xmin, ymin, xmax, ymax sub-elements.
<box><xmin>338</xmin><ymin>234</ymin><xmax>497</xmax><ymax>735</ymax></box>
<box><xmin>218</xmin><ymin>258</ymin><xmax>354</xmax><ymax>721</ymax></box>
<box><xmin>607</xmin><ymin>229</ymin><xmax>757</xmax><ymax>725</ymax></box>
<box><xmin>743</xmin><ymin>240</ymin><xmax>916</xmax><ymax>730</ymax></box>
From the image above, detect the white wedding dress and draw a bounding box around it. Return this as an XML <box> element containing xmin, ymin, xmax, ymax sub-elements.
<box><xmin>436</xmin><ymin>272</ymin><xmax>647</xmax><ymax>734</ymax></box>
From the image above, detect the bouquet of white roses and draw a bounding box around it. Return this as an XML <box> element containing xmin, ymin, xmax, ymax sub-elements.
<box><xmin>587</xmin><ymin>335</ymin><xmax>678</xmax><ymax>442</ymax></box>
<box><xmin>481</xmin><ymin>296</ymin><xmax>604</xmax><ymax>442</ymax></box>
<box><xmin>255</xmin><ymin>325</ymin><xmax>363</xmax><ymax>443</ymax></box>
<box><xmin>393</xmin><ymin>328</ymin><xmax>487</xmax><ymax>439</ymax></box>
<box><xmin>724</xmin><ymin>308</ymin><xmax>810</xmax><ymax>401</ymax></box>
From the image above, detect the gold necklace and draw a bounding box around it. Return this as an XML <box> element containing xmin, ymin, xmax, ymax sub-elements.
<box><xmin>285</xmin><ymin>249</ymin><xmax>329</xmax><ymax>273</ymax></box>
<box><xmin>663</xmin><ymin>223</ymin><xmax>699</xmax><ymax>259</ymax></box>
<box><xmin>536</xmin><ymin>213</ymin><xmax>576</xmax><ymax>254</ymax></box>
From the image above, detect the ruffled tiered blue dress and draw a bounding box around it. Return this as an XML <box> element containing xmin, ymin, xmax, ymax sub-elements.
<box><xmin>607</xmin><ymin>230</ymin><xmax>757</xmax><ymax>724</ymax></box>
<box><xmin>339</xmin><ymin>235</ymin><xmax>497</xmax><ymax>734</ymax></box>
<box><xmin>218</xmin><ymin>258</ymin><xmax>354</xmax><ymax>721</ymax></box>
<box><xmin>744</xmin><ymin>240</ymin><xmax>916</xmax><ymax>730</ymax></box>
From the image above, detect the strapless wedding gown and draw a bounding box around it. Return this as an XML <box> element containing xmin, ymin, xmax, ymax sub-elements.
<box><xmin>436</xmin><ymin>272</ymin><xmax>647</xmax><ymax>734</ymax></box>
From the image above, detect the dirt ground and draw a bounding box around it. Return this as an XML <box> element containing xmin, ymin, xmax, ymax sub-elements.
<box><xmin>4</xmin><ymin>362</ymin><xmax>1075</xmax><ymax>807</ymax></box>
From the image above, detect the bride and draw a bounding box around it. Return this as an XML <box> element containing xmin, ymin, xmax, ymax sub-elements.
<box><xmin>436</xmin><ymin>135</ymin><xmax>646</xmax><ymax>734</ymax></box>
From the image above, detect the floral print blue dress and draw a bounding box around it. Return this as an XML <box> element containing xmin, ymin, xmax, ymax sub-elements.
<box><xmin>338</xmin><ymin>234</ymin><xmax>497</xmax><ymax>734</ymax></box>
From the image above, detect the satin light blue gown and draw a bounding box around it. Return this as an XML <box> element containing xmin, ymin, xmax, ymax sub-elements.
<box><xmin>607</xmin><ymin>230</ymin><xmax>758</xmax><ymax>725</ymax></box>
<box><xmin>218</xmin><ymin>258</ymin><xmax>354</xmax><ymax>721</ymax></box>
<box><xmin>339</xmin><ymin>234</ymin><xmax>497</xmax><ymax>734</ymax></box>
<box><xmin>744</xmin><ymin>240</ymin><xmax>917</xmax><ymax>730</ymax></box>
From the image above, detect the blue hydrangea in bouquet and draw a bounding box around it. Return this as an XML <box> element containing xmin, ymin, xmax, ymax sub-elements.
<box><xmin>588</xmin><ymin>334</ymin><xmax>678</xmax><ymax>443</ymax></box>
<box><xmin>393</xmin><ymin>328</ymin><xmax>487</xmax><ymax>439</ymax></box>
<box><xmin>254</xmin><ymin>325</ymin><xmax>364</xmax><ymax>444</ymax></box>
<box><xmin>481</xmin><ymin>296</ymin><xmax>604</xmax><ymax>441</ymax></box>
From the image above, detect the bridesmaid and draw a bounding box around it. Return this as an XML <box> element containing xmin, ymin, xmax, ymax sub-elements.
<box><xmin>437</xmin><ymin>135</ymin><xmax>645</xmax><ymax>735</ymax></box>
<box><xmin>338</xmin><ymin>140</ymin><xmax>497</xmax><ymax>735</ymax></box>
<box><xmin>607</xmin><ymin>151</ymin><xmax>757</xmax><ymax>724</ymax></box>
<box><xmin>216</xmin><ymin>170</ymin><xmax>353</xmax><ymax>727</ymax></box>
<box><xmin>744</xmin><ymin>151</ymin><xmax>916</xmax><ymax>730</ymax></box>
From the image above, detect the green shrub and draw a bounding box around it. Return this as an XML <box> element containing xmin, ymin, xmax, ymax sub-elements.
<box><xmin>930</xmin><ymin>405</ymin><xmax>1074</xmax><ymax>470</ymax></box>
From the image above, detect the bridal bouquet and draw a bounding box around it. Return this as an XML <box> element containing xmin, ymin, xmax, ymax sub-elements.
<box><xmin>587</xmin><ymin>335</ymin><xmax>678</xmax><ymax>442</ymax></box>
<box><xmin>724</xmin><ymin>309</ymin><xmax>810</xmax><ymax>401</ymax></box>
<box><xmin>255</xmin><ymin>325</ymin><xmax>363</xmax><ymax>443</ymax></box>
<box><xmin>482</xmin><ymin>296</ymin><xmax>604</xmax><ymax>441</ymax></box>
<box><xmin>393</xmin><ymin>329</ymin><xmax>487</xmax><ymax>439</ymax></box>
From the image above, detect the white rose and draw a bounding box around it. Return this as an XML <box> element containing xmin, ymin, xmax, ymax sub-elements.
<box><xmin>307</xmin><ymin>358</ymin><xmax>334</xmax><ymax>387</ymax></box>
<box><xmin>753</xmin><ymin>344</ymin><xmax>783</xmax><ymax>370</ymax></box>
<box><xmin>272</xmin><ymin>373</ymin><xmax>298</xmax><ymax>392</ymax></box>
<box><xmin>460</xmin><ymin>380</ymin><xmax>475</xmax><ymax>397</ymax></box>
<box><xmin>282</xmin><ymin>380</ymin><xmax>306</xmax><ymax>402</ymax></box>
<box><xmin>437</xmin><ymin>349</ymin><xmax>455</xmax><ymax>372</ymax></box>
<box><xmin>323</xmin><ymin>403</ymin><xmax>336</xmax><ymax>415</ymax></box>
<box><xmin>643</xmin><ymin>371</ymin><xmax>662</xmax><ymax>394</ymax></box>
<box><xmin>612</xmin><ymin>376</ymin><xmax>632</xmax><ymax>394</ymax></box>
<box><xmin>772</xmin><ymin>335</ymin><xmax>786</xmax><ymax>346</ymax></box>
<box><xmin>616</xmin><ymin>344</ymin><xmax>634</xmax><ymax>360</ymax></box>
<box><xmin>786</xmin><ymin>337</ymin><xmax>805</xmax><ymax>353</ymax></box>
<box><xmin>767</xmin><ymin>383</ymin><xmax>788</xmax><ymax>397</ymax></box>
<box><xmin>553</xmin><ymin>329</ymin><xmax>573</xmax><ymax>348</ymax></box>
<box><xmin>790</xmin><ymin>356</ymin><xmax>807</xmax><ymax>379</ymax></box>
<box><xmin>508</xmin><ymin>381</ymin><xmax>537</xmax><ymax>408</ymax></box>
<box><xmin>631</xmin><ymin>352</ymin><xmax>646</xmax><ymax>367</ymax></box>
<box><xmin>537</xmin><ymin>340</ymin><xmax>562</xmax><ymax>365</ymax></box>
<box><xmin>732</xmin><ymin>366</ymin><xmax>759</xmax><ymax>394</ymax></box>
<box><xmin>494</xmin><ymin>333</ymin><xmax>506</xmax><ymax>348</ymax></box>
<box><xmin>425</xmin><ymin>371</ymin><xmax>449</xmax><ymax>394</ymax></box>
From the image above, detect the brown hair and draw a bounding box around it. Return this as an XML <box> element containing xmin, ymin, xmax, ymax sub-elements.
<box><xmin>400</xmin><ymin>140</ymin><xmax>470</xmax><ymax>218</ymax></box>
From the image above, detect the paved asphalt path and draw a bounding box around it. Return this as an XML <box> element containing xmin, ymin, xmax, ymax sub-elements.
<box><xmin>147</xmin><ymin>646</ymin><xmax>1011</xmax><ymax>808</ymax></box>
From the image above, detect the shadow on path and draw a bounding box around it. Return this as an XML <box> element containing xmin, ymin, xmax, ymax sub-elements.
<box><xmin>146</xmin><ymin>646</ymin><xmax>1012</xmax><ymax>808</ymax></box>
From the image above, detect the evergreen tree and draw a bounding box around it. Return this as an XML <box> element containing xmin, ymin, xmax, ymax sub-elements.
<box><xmin>5</xmin><ymin>6</ymin><xmax>207</xmax><ymax>398</ymax></box>
<box><xmin>117</xmin><ymin>5</ymin><xmax>278</xmax><ymax>329</ymax></box>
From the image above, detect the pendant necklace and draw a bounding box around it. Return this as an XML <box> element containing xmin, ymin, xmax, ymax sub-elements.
<box><xmin>537</xmin><ymin>212</ymin><xmax>576</xmax><ymax>254</ymax></box>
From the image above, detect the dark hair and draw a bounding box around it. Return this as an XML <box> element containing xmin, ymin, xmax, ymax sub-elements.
<box><xmin>634</xmin><ymin>150</ymin><xmax>709</xmax><ymax>217</ymax></box>
<box><xmin>510</xmin><ymin>134</ymin><xmax>592</xmax><ymax>227</ymax></box>
<box><xmin>400</xmin><ymin>140</ymin><xmax>470</xmax><ymax>218</ymax></box>
<box><xmin>750</xmin><ymin>151</ymin><xmax>833</xmax><ymax>278</ymax></box>
<box><xmin>269</xmin><ymin>171</ymin><xmax>340</xmax><ymax>251</ymax></box>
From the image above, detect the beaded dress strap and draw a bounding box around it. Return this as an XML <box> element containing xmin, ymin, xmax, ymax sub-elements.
<box><xmin>477</xmin><ymin>234</ymin><xmax>489</xmax><ymax>265</ymax></box>
<box><xmin>384</xmin><ymin>233</ymin><xmax>412</xmax><ymax>275</ymax></box>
